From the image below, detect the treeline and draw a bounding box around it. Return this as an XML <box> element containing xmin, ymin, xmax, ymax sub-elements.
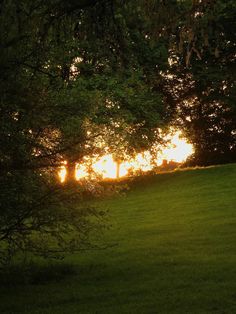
<box><xmin>0</xmin><ymin>0</ymin><xmax>235</xmax><ymax>263</ymax></box>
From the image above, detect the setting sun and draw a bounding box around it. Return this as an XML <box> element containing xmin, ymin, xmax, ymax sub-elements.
<box><xmin>58</xmin><ymin>130</ymin><xmax>194</xmax><ymax>182</ymax></box>
<box><xmin>156</xmin><ymin>131</ymin><xmax>194</xmax><ymax>166</ymax></box>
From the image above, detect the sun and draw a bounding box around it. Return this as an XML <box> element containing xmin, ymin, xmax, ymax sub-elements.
<box><xmin>58</xmin><ymin>130</ymin><xmax>194</xmax><ymax>182</ymax></box>
<box><xmin>156</xmin><ymin>131</ymin><xmax>194</xmax><ymax>166</ymax></box>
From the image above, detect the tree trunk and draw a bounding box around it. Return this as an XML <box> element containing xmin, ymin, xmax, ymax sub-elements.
<box><xmin>116</xmin><ymin>161</ymin><xmax>120</xmax><ymax>179</ymax></box>
<box><xmin>66</xmin><ymin>162</ymin><xmax>76</xmax><ymax>183</ymax></box>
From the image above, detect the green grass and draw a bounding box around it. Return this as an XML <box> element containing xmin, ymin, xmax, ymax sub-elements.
<box><xmin>1</xmin><ymin>164</ymin><xmax>236</xmax><ymax>313</ymax></box>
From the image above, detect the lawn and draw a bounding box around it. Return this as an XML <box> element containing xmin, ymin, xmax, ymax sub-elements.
<box><xmin>1</xmin><ymin>164</ymin><xmax>236</xmax><ymax>313</ymax></box>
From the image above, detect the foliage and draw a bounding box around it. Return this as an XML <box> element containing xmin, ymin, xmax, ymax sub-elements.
<box><xmin>165</xmin><ymin>0</ymin><xmax>236</xmax><ymax>165</ymax></box>
<box><xmin>0</xmin><ymin>0</ymin><xmax>167</xmax><ymax>263</ymax></box>
<box><xmin>0</xmin><ymin>0</ymin><xmax>235</xmax><ymax>263</ymax></box>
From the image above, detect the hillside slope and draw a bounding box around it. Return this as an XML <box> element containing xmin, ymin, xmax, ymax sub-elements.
<box><xmin>1</xmin><ymin>164</ymin><xmax>236</xmax><ymax>313</ymax></box>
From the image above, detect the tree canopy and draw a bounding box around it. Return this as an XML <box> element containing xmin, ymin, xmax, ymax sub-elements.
<box><xmin>0</xmin><ymin>0</ymin><xmax>235</xmax><ymax>263</ymax></box>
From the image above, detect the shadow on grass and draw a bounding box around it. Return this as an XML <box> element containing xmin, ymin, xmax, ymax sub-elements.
<box><xmin>0</xmin><ymin>262</ymin><xmax>77</xmax><ymax>286</ymax></box>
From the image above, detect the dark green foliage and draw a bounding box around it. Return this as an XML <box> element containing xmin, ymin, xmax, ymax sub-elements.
<box><xmin>165</xmin><ymin>0</ymin><xmax>236</xmax><ymax>165</ymax></box>
<box><xmin>0</xmin><ymin>0</ymin><xmax>166</xmax><ymax>263</ymax></box>
<box><xmin>0</xmin><ymin>0</ymin><xmax>235</xmax><ymax>264</ymax></box>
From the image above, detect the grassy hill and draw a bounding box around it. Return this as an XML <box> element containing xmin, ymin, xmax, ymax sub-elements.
<box><xmin>1</xmin><ymin>164</ymin><xmax>236</xmax><ymax>313</ymax></box>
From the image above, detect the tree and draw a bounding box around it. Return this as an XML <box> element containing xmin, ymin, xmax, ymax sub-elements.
<box><xmin>0</xmin><ymin>0</ymin><xmax>109</xmax><ymax>264</ymax></box>
<box><xmin>0</xmin><ymin>0</ymin><xmax>167</xmax><ymax>264</ymax></box>
<box><xmin>2</xmin><ymin>0</ymin><xmax>234</xmax><ymax>264</ymax></box>
<box><xmin>159</xmin><ymin>0</ymin><xmax>236</xmax><ymax>165</ymax></box>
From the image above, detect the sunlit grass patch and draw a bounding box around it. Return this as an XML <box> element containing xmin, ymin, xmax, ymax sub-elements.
<box><xmin>1</xmin><ymin>163</ymin><xmax>236</xmax><ymax>313</ymax></box>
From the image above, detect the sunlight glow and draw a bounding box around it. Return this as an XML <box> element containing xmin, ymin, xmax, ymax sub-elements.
<box><xmin>92</xmin><ymin>154</ymin><xmax>117</xmax><ymax>179</ymax></box>
<box><xmin>59</xmin><ymin>130</ymin><xmax>194</xmax><ymax>182</ymax></box>
<box><xmin>129</xmin><ymin>152</ymin><xmax>153</xmax><ymax>172</ymax></box>
<box><xmin>75</xmin><ymin>164</ymin><xmax>89</xmax><ymax>180</ymax></box>
<box><xmin>156</xmin><ymin>131</ymin><xmax>194</xmax><ymax>166</ymax></box>
<box><xmin>58</xmin><ymin>162</ymin><xmax>67</xmax><ymax>183</ymax></box>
